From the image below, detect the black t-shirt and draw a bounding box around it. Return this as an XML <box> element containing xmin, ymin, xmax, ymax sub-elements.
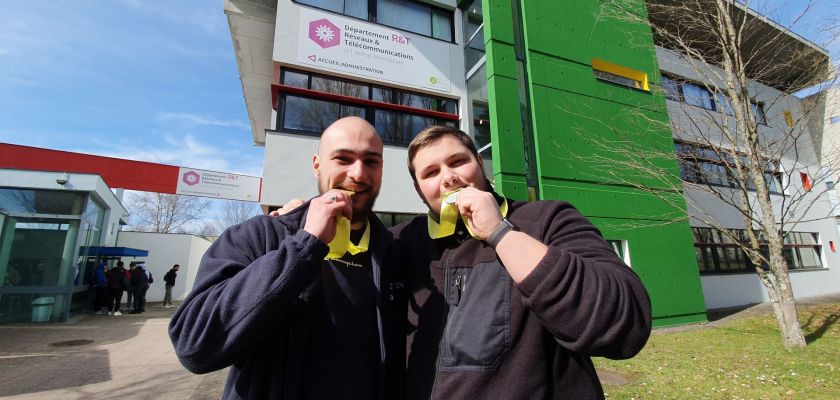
<box><xmin>302</xmin><ymin>228</ymin><xmax>380</xmax><ymax>400</ymax></box>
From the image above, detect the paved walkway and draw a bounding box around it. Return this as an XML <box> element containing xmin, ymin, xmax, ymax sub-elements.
<box><xmin>2</xmin><ymin>294</ymin><xmax>838</xmax><ymax>398</ymax></box>
<box><xmin>0</xmin><ymin>302</ymin><xmax>226</xmax><ymax>400</ymax></box>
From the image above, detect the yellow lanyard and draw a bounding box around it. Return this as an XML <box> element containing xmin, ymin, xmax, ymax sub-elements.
<box><xmin>325</xmin><ymin>217</ymin><xmax>370</xmax><ymax>260</ymax></box>
<box><xmin>427</xmin><ymin>189</ymin><xmax>508</xmax><ymax>239</ymax></box>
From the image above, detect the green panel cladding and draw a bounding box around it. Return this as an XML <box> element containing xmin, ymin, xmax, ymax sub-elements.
<box><xmin>481</xmin><ymin>0</ymin><xmax>707</xmax><ymax>326</ymax></box>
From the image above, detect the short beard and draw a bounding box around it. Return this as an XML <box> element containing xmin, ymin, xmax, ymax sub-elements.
<box><xmin>351</xmin><ymin>190</ymin><xmax>377</xmax><ymax>226</ymax></box>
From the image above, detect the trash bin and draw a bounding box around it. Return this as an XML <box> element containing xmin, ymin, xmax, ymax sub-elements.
<box><xmin>31</xmin><ymin>297</ymin><xmax>55</xmax><ymax>323</ymax></box>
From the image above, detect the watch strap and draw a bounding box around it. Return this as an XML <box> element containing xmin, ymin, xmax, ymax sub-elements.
<box><xmin>486</xmin><ymin>218</ymin><xmax>515</xmax><ymax>248</ymax></box>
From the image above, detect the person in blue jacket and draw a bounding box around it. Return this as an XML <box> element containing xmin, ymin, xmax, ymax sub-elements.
<box><xmin>169</xmin><ymin>116</ymin><xmax>406</xmax><ymax>399</ymax></box>
<box><xmin>92</xmin><ymin>261</ymin><xmax>108</xmax><ymax>314</ymax></box>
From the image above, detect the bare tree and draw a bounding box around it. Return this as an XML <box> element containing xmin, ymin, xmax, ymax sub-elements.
<box><xmin>210</xmin><ymin>200</ymin><xmax>262</xmax><ymax>234</ymax></box>
<box><xmin>126</xmin><ymin>191</ymin><xmax>210</xmax><ymax>234</ymax></box>
<box><xmin>583</xmin><ymin>0</ymin><xmax>837</xmax><ymax>347</ymax></box>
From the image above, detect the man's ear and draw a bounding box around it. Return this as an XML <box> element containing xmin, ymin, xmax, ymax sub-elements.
<box><xmin>312</xmin><ymin>154</ymin><xmax>320</xmax><ymax>180</ymax></box>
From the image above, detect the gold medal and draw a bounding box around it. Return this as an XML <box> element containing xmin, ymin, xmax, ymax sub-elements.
<box><xmin>427</xmin><ymin>189</ymin><xmax>508</xmax><ymax>239</ymax></box>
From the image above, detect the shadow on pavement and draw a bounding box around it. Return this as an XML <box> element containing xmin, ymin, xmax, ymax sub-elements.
<box><xmin>0</xmin><ymin>302</ymin><xmax>176</xmax><ymax>397</ymax></box>
<box><xmin>0</xmin><ymin>349</ymin><xmax>111</xmax><ymax>397</ymax></box>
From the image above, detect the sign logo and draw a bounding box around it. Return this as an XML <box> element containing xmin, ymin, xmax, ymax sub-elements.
<box><xmin>182</xmin><ymin>171</ymin><xmax>200</xmax><ymax>186</ymax></box>
<box><xmin>309</xmin><ymin>19</ymin><xmax>340</xmax><ymax>49</ymax></box>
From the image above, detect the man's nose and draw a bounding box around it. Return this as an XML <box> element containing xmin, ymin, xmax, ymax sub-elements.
<box><xmin>347</xmin><ymin>160</ymin><xmax>365</xmax><ymax>180</ymax></box>
<box><xmin>441</xmin><ymin>169</ymin><xmax>462</xmax><ymax>189</ymax></box>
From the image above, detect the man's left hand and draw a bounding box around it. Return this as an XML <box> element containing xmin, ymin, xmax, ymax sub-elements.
<box><xmin>455</xmin><ymin>188</ymin><xmax>502</xmax><ymax>240</ymax></box>
<box><xmin>269</xmin><ymin>198</ymin><xmax>305</xmax><ymax>217</ymax></box>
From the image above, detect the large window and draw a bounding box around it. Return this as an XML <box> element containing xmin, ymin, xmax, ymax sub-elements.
<box><xmin>472</xmin><ymin>102</ymin><xmax>491</xmax><ymax>156</ymax></box>
<box><xmin>0</xmin><ymin>189</ymin><xmax>85</xmax><ymax>215</ymax></box>
<box><xmin>661</xmin><ymin>74</ymin><xmax>766</xmax><ymax>124</ymax></box>
<box><xmin>276</xmin><ymin>69</ymin><xmax>458</xmax><ymax>146</ymax></box>
<box><xmin>295</xmin><ymin>0</ymin><xmax>454</xmax><ymax>42</ymax></box>
<box><xmin>675</xmin><ymin>141</ymin><xmax>782</xmax><ymax>193</ymax></box>
<box><xmin>682</xmin><ymin>81</ymin><xmax>715</xmax><ymax>110</ymax></box>
<box><xmin>693</xmin><ymin>227</ymin><xmax>822</xmax><ymax>274</ymax></box>
<box><xmin>464</xmin><ymin>25</ymin><xmax>485</xmax><ymax>73</ymax></box>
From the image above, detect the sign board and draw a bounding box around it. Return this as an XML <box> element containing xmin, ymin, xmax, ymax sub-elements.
<box><xmin>297</xmin><ymin>8</ymin><xmax>452</xmax><ymax>93</ymax></box>
<box><xmin>176</xmin><ymin>168</ymin><xmax>262</xmax><ymax>202</ymax></box>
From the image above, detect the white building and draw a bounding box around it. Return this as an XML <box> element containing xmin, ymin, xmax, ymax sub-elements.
<box><xmin>116</xmin><ymin>232</ymin><xmax>213</xmax><ymax>303</ymax></box>
<box><xmin>224</xmin><ymin>0</ymin><xmax>839</xmax><ymax>313</ymax></box>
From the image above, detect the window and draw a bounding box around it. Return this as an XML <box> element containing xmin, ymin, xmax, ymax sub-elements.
<box><xmin>464</xmin><ymin>25</ymin><xmax>485</xmax><ymax>73</ymax></box>
<box><xmin>607</xmin><ymin>240</ymin><xmax>631</xmax><ymax>266</ymax></box>
<box><xmin>675</xmin><ymin>141</ymin><xmax>782</xmax><ymax>193</ymax></box>
<box><xmin>592</xmin><ymin>59</ymin><xmax>649</xmax><ymax>91</ymax></box>
<box><xmin>692</xmin><ymin>227</ymin><xmax>822</xmax><ymax>274</ymax></box>
<box><xmin>661</xmin><ymin>74</ymin><xmax>764</xmax><ymax>123</ymax></box>
<box><xmin>282</xmin><ymin>95</ymin><xmax>365</xmax><ymax>133</ymax></box>
<box><xmin>276</xmin><ymin>69</ymin><xmax>458</xmax><ymax>146</ymax></box>
<box><xmin>830</xmin><ymin>116</ymin><xmax>840</xmax><ymax>124</ymax></box>
<box><xmin>682</xmin><ymin>82</ymin><xmax>714</xmax><ymax>110</ymax></box>
<box><xmin>297</xmin><ymin>0</ymin><xmax>367</xmax><ymax>19</ymax></box>
<box><xmin>661</xmin><ymin>75</ymin><xmax>681</xmax><ymax>101</ymax></box>
<box><xmin>751</xmin><ymin>101</ymin><xmax>766</xmax><ymax>124</ymax></box>
<box><xmin>472</xmin><ymin>103</ymin><xmax>491</xmax><ymax>156</ymax></box>
<box><xmin>374</xmin><ymin>110</ymin><xmax>435</xmax><ymax>144</ymax></box>
<box><xmin>0</xmin><ymin>189</ymin><xmax>86</xmax><ymax>215</ymax></box>
<box><xmin>295</xmin><ymin>0</ymin><xmax>454</xmax><ymax>42</ymax></box>
<box><xmin>715</xmin><ymin>92</ymin><xmax>734</xmax><ymax>116</ymax></box>
<box><xmin>462</xmin><ymin>0</ymin><xmax>482</xmax><ymax>40</ymax></box>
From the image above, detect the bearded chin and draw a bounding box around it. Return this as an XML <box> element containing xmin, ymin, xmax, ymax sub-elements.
<box><xmin>351</xmin><ymin>193</ymin><xmax>377</xmax><ymax>225</ymax></box>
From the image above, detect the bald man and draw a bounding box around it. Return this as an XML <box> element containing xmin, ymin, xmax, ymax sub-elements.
<box><xmin>170</xmin><ymin>117</ymin><xmax>406</xmax><ymax>400</ymax></box>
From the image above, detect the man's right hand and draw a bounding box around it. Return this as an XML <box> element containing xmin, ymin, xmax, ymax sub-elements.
<box><xmin>302</xmin><ymin>190</ymin><xmax>353</xmax><ymax>244</ymax></box>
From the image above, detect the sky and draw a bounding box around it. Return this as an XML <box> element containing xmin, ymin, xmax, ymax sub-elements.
<box><xmin>0</xmin><ymin>0</ymin><xmax>837</xmax><ymax>230</ymax></box>
<box><xmin>0</xmin><ymin>0</ymin><xmax>262</xmax><ymax>177</ymax></box>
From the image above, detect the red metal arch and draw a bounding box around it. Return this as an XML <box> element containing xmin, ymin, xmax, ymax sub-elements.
<box><xmin>0</xmin><ymin>143</ymin><xmax>180</xmax><ymax>193</ymax></box>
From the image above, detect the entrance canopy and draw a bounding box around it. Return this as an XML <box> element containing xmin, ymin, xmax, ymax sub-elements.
<box><xmin>79</xmin><ymin>246</ymin><xmax>149</xmax><ymax>258</ymax></box>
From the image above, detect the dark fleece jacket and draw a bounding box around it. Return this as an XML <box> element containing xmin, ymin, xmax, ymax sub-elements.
<box><xmin>393</xmin><ymin>199</ymin><xmax>652</xmax><ymax>400</ymax></box>
<box><xmin>168</xmin><ymin>204</ymin><xmax>406</xmax><ymax>399</ymax></box>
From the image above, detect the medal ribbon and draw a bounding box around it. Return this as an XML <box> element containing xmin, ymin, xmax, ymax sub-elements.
<box><xmin>323</xmin><ymin>190</ymin><xmax>370</xmax><ymax>260</ymax></box>
<box><xmin>427</xmin><ymin>189</ymin><xmax>508</xmax><ymax>239</ymax></box>
<box><xmin>325</xmin><ymin>217</ymin><xmax>370</xmax><ymax>260</ymax></box>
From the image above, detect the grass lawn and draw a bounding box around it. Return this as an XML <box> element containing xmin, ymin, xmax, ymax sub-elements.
<box><xmin>594</xmin><ymin>302</ymin><xmax>840</xmax><ymax>399</ymax></box>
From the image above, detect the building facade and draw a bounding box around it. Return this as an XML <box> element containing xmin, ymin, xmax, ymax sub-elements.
<box><xmin>226</xmin><ymin>0</ymin><xmax>838</xmax><ymax>326</ymax></box>
<box><xmin>0</xmin><ymin>169</ymin><xmax>129</xmax><ymax>323</ymax></box>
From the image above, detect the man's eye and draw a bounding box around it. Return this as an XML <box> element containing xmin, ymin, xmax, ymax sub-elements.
<box><xmin>422</xmin><ymin>169</ymin><xmax>439</xmax><ymax>179</ymax></box>
<box><xmin>451</xmin><ymin>158</ymin><xmax>467</xmax><ymax>167</ymax></box>
<box><xmin>334</xmin><ymin>157</ymin><xmax>352</xmax><ymax>164</ymax></box>
<box><xmin>364</xmin><ymin>159</ymin><xmax>381</xmax><ymax>166</ymax></box>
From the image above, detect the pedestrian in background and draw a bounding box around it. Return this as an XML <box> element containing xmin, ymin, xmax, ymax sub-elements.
<box><xmin>106</xmin><ymin>260</ymin><xmax>127</xmax><ymax>315</ymax></box>
<box><xmin>130</xmin><ymin>263</ymin><xmax>153</xmax><ymax>314</ymax></box>
<box><xmin>92</xmin><ymin>261</ymin><xmax>108</xmax><ymax>314</ymax></box>
<box><xmin>163</xmin><ymin>264</ymin><xmax>179</xmax><ymax>308</ymax></box>
<box><xmin>125</xmin><ymin>262</ymin><xmax>136</xmax><ymax>312</ymax></box>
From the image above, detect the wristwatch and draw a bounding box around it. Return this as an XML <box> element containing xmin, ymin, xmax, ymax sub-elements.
<box><xmin>486</xmin><ymin>218</ymin><xmax>516</xmax><ymax>249</ymax></box>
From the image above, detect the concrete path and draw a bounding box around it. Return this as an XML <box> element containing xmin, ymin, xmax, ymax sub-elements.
<box><xmin>2</xmin><ymin>294</ymin><xmax>838</xmax><ymax>398</ymax></box>
<box><xmin>0</xmin><ymin>302</ymin><xmax>225</xmax><ymax>400</ymax></box>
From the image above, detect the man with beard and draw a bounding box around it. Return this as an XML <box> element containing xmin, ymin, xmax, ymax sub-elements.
<box><xmin>169</xmin><ymin>117</ymin><xmax>406</xmax><ymax>400</ymax></box>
